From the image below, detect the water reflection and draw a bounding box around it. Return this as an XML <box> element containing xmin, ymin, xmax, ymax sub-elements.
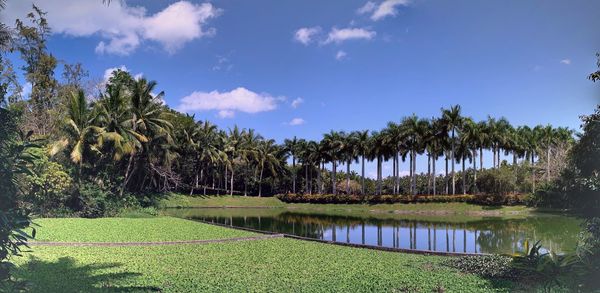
<box><xmin>166</xmin><ymin>208</ymin><xmax>581</xmax><ymax>254</ymax></box>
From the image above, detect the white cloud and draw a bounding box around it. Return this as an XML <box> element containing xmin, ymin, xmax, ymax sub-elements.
<box><xmin>291</xmin><ymin>97</ymin><xmax>304</xmax><ymax>108</ymax></box>
<box><xmin>217</xmin><ymin>110</ymin><xmax>235</xmax><ymax>118</ymax></box>
<box><xmin>560</xmin><ymin>59</ymin><xmax>571</xmax><ymax>65</ymax></box>
<box><xmin>3</xmin><ymin>0</ymin><xmax>220</xmax><ymax>55</ymax></box>
<box><xmin>325</xmin><ymin>27</ymin><xmax>376</xmax><ymax>44</ymax></box>
<box><xmin>177</xmin><ymin>87</ymin><xmax>282</xmax><ymax>117</ymax></box>
<box><xmin>357</xmin><ymin>1</ymin><xmax>377</xmax><ymax>14</ymax></box>
<box><xmin>103</xmin><ymin>65</ymin><xmax>128</xmax><ymax>81</ymax></box>
<box><xmin>372</xmin><ymin>0</ymin><xmax>409</xmax><ymax>21</ymax></box>
<box><xmin>294</xmin><ymin>27</ymin><xmax>321</xmax><ymax>45</ymax></box>
<box><xmin>335</xmin><ymin>50</ymin><xmax>347</xmax><ymax>60</ymax></box>
<box><xmin>358</xmin><ymin>0</ymin><xmax>410</xmax><ymax>21</ymax></box>
<box><xmin>288</xmin><ymin>118</ymin><xmax>305</xmax><ymax>126</ymax></box>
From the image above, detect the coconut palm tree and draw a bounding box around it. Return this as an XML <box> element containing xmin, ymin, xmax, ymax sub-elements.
<box><xmin>368</xmin><ymin>131</ymin><xmax>387</xmax><ymax>195</ymax></box>
<box><xmin>256</xmin><ymin>139</ymin><xmax>280</xmax><ymax>197</ymax></box>
<box><xmin>122</xmin><ymin>78</ymin><xmax>173</xmax><ymax>195</ymax></box>
<box><xmin>460</xmin><ymin>118</ymin><xmax>480</xmax><ymax>192</ymax></box>
<box><xmin>283</xmin><ymin>136</ymin><xmax>300</xmax><ymax>193</ymax></box>
<box><xmin>322</xmin><ymin>131</ymin><xmax>344</xmax><ymax>194</ymax></box>
<box><xmin>429</xmin><ymin>118</ymin><xmax>447</xmax><ymax>195</ymax></box>
<box><xmin>400</xmin><ymin>115</ymin><xmax>429</xmax><ymax>196</ymax></box>
<box><xmin>241</xmin><ymin>128</ymin><xmax>261</xmax><ymax>196</ymax></box>
<box><xmin>194</xmin><ymin>120</ymin><xmax>220</xmax><ymax>195</ymax></box>
<box><xmin>50</xmin><ymin>90</ymin><xmax>104</xmax><ymax>186</ymax></box>
<box><xmin>441</xmin><ymin>105</ymin><xmax>463</xmax><ymax>195</ymax></box>
<box><xmin>225</xmin><ymin>125</ymin><xmax>245</xmax><ymax>196</ymax></box>
<box><xmin>341</xmin><ymin>132</ymin><xmax>358</xmax><ymax>194</ymax></box>
<box><xmin>353</xmin><ymin>130</ymin><xmax>370</xmax><ymax>195</ymax></box>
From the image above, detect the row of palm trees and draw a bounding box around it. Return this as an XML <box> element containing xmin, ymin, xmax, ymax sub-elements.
<box><xmin>51</xmin><ymin>73</ymin><xmax>572</xmax><ymax>197</ymax></box>
<box><xmin>285</xmin><ymin>105</ymin><xmax>573</xmax><ymax>196</ymax></box>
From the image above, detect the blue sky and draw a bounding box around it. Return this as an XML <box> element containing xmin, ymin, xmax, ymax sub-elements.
<box><xmin>2</xmin><ymin>0</ymin><xmax>599</xmax><ymax>176</ymax></box>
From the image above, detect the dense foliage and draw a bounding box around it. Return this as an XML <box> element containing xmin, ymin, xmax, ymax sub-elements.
<box><xmin>444</xmin><ymin>255</ymin><xmax>516</xmax><ymax>279</ymax></box>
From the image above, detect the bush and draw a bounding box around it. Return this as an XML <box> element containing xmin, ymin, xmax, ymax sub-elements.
<box><xmin>444</xmin><ymin>255</ymin><xmax>516</xmax><ymax>279</ymax></box>
<box><xmin>23</xmin><ymin>148</ymin><xmax>72</xmax><ymax>215</ymax></box>
<box><xmin>576</xmin><ymin>217</ymin><xmax>600</xmax><ymax>291</ymax></box>
<box><xmin>275</xmin><ymin>193</ymin><xmax>476</xmax><ymax>204</ymax></box>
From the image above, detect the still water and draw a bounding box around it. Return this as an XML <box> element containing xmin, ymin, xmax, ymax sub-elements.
<box><xmin>165</xmin><ymin>208</ymin><xmax>581</xmax><ymax>255</ymax></box>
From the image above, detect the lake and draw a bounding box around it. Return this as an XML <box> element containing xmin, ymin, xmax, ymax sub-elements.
<box><xmin>165</xmin><ymin>207</ymin><xmax>582</xmax><ymax>255</ymax></box>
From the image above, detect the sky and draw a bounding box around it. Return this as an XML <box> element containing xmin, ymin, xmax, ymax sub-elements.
<box><xmin>2</xmin><ymin>0</ymin><xmax>599</xmax><ymax>178</ymax></box>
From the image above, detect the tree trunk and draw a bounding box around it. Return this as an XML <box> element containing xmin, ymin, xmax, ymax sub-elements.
<box><xmin>445</xmin><ymin>156</ymin><xmax>449</xmax><ymax>195</ymax></box>
<box><xmin>479</xmin><ymin>147</ymin><xmax>483</xmax><ymax>171</ymax></box>
<box><xmin>531</xmin><ymin>153</ymin><xmax>536</xmax><ymax>193</ymax></box>
<box><xmin>433</xmin><ymin>156</ymin><xmax>437</xmax><ymax>195</ymax></box>
<box><xmin>392</xmin><ymin>155</ymin><xmax>396</xmax><ymax>194</ymax></box>
<box><xmin>472</xmin><ymin>149</ymin><xmax>477</xmax><ymax>191</ymax></box>
<box><xmin>230</xmin><ymin>168</ymin><xmax>234</xmax><ymax>196</ymax></box>
<box><xmin>377</xmin><ymin>156</ymin><xmax>382</xmax><ymax>195</ymax></box>
<box><xmin>120</xmin><ymin>154</ymin><xmax>135</xmax><ymax>197</ymax></box>
<box><xmin>332</xmin><ymin>161</ymin><xmax>337</xmax><ymax>195</ymax></box>
<box><xmin>427</xmin><ymin>153</ymin><xmax>431</xmax><ymax>194</ymax></box>
<box><xmin>361</xmin><ymin>156</ymin><xmax>365</xmax><ymax>195</ymax></box>
<box><xmin>451</xmin><ymin>128</ymin><xmax>456</xmax><ymax>195</ymax></box>
<box><xmin>409</xmin><ymin>151</ymin><xmax>413</xmax><ymax>195</ymax></box>
<box><xmin>462</xmin><ymin>156</ymin><xmax>466</xmax><ymax>195</ymax></box>
<box><xmin>493</xmin><ymin>146</ymin><xmax>497</xmax><ymax>169</ymax></box>
<box><xmin>412</xmin><ymin>150</ymin><xmax>417</xmax><ymax>196</ymax></box>
<box><xmin>546</xmin><ymin>147</ymin><xmax>550</xmax><ymax>182</ymax></box>
<box><xmin>258</xmin><ymin>163</ymin><xmax>264</xmax><ymax>197</ymax></box>
<box><xmin>346</xmin><ymin>160</ymin><xmax>350</xmax><ymax>194</ymax></box>
<box><xmin>292</xmin><ymin>157</ymin><xmax>296</xmax><ymax>193</ymax></box>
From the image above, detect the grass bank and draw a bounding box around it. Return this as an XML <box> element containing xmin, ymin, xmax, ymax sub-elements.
<box><xmin>17</xmin><ymin>217</ymin><xmax>516</xmax><ymax>292</ymax></box>
<box><xmin>160</xmin><ymin>194</ymin><xmax>536</xmax><ymax>217</ymax></box>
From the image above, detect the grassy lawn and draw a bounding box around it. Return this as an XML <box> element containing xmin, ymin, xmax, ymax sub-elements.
<box><xmin>16</xmin><ymin>217</ymin><xmax>515</xmax><ymax>292</ymax></box>
<box><xmin>161</xmin><ymin>194</ymin><xmax>535</xmax><ymax>216</ymax></box>
<box><xmin>31</xmin><ymin>217</ymin><xmax>256</xmax><ymax>243</ymax></box>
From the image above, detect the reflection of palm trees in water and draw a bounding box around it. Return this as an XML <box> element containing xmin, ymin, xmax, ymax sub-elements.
<box><xmin>186</xmin><ymin>210</ymin><xmax>580</xmax><ymax>254</ymax></box>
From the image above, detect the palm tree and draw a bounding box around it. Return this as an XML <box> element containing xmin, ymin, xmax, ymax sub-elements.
<box><xmin>441</xmin><ymin>105</ymin><xmax>463</xmax><ymax>195</ymax></box>
<box><xmin>460</xmin><ymin>118</ymin><xmax>480</xmax><ymax>193</ymax></box>
<box><xmin>122</xmin><ymin>78</ymin><xmax>173</xmax><ymax>195</ymax></box>
<box><xmin>400</xmin><ymin>115</ymin><xmax>429</xmax><ymax>196</ymax></box>
<box><xmin>429</xmin><ymin>118</ymin><xmax>446</xmax><ymax>195</ymax></box>
<box><xmin>194</xmin><ymin>120</ymin><xmax>220</xmax><ymax>195</ymax></box>
<box><xmin>341</xmin><ymin>132</ymin><xmax>357</xmax><ymax>194</ymax></box>
<box><xmin>322</xmin><ymin>131</ymin><xmax>344</xmax><ymax>194</ymax></box>
<box><xmin>283</xmin><ymin>136</ymin><xmax>300</xmax><ymax>193</ymax></box>
<box><xmin>353</xmin><ymin>130</ymin><xmax>370</xmax><ymax>195</ymax></box>
<box><xmin>50</xmin><ymin>90</ymin><xmax>104</xmax><ymax>186</ymax></box>
<box><xmin>368</xmin><ymin>131</ymin><xmax>390</xmax><ymax>196</ymax></box>
<box><xmin>225</xmin><ymin>125</ymin><xmax>245</xmax><ymax>196</ymax></box>
<box><xmin>256</xmin><ymin>139</ymin><xmax>281</xmax><ymax>197</ymax></box>
<box><xmin>242</xmin><ymin>129</ymin><xmax>261</xmax><ymax>196</ymax></box>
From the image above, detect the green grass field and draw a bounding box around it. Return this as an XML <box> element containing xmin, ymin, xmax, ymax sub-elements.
<box><xmin>160</xmin><ymin>194</ymin><xmax>534</xmax><ymax>216</ymax></box>
<box><xmin>16</xmin><ymin>217</ymin><xmax>517</xmax><ymax>292</ymax></box>
<box><xmin>31</xmin><ymin>217</ymin><xmax>256</xmax><ymax>242</ymax></box>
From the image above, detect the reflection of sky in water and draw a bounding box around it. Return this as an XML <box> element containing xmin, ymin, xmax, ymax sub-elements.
<box><xmin>170</xmin><ymin>209</ymin><xmax>581</xmax><ymax>255</ymax></box>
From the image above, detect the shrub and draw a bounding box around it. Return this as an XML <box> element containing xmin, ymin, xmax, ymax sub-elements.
<box><xmin>23</xmin><ymin>149</ymin><xmax>72</xmax><ymax>215</ymax></box>
<box><xmin>444</xmin><ymin>255</ymin><xmax>516</xmax><ymax>279</ymax></box>
<box><xmin>576</xmin><ymin>217</ymin><xmax>600</xmax><ymax>291</ymax></box>
<box><xmin>275</xmin><ymin>193</ymin><xmax>476</xmax><ymax>204</ymax></box>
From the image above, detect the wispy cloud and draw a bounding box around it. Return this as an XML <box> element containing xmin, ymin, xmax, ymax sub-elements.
<box><xmin>560</xmin><ymin>59</ymin><xmax>571</xmax><ymax>65</ymax></box>
<box><xmin>291</xmin><ymin>97</ymin><xmax>304</xmax><ymax>108</ymax></box>
<box><xmin>335</xmin><ymin>50</ymin><xmax>347</xmax><ymax>60</ymax></box>
<box><xmin>358</xmin><ymin>0</ymin><xmax>410</xmax><ymax>21</ymax></box>
<box><xmin>324</xmin><ymin>27</ymin><xmax>376</xmax><ymax>44</ymax></box>
<box><xmin>288</xmin><ymin>118</ymin><xmax>305</xmax><ymax>126</ymax></box>
<box><xmin>294</xmin><ymin>27</ymin><xmax>321</xmax><ymax>45</ymax></box>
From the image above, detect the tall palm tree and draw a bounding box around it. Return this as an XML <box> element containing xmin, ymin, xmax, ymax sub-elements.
<box><xmin>194</xmin><ymin>120</ymin><xmax>220</xmax><ymax>195</ymax></box>
<box><xmin>429</xmin><ymin>118</ymin><xmax>447</xmax><ymax>195</ymax></box>
<box><xmin>400</xmin><ymin>115</ymin><xmax>429</xmax><ymax>196</ymax></box>
<box><xmin>353</xmin><ymin>130</ymin><xmax>370</xmax><ymax>195</ymax></box>
<box><xmin>460</xmin><ymin>118</ymin><xmax>479</xmax><ymax>193</ymax></box>
<box><xmin>283</xmin><ymin>136</ymin><xmax>300</xmax><ymax>193</ymax></box>
<box><xmin>242</xmin><ymin>129</ymin><xmax>261</xmax><ymax>196</ymax></box>
<box><xmin>50</xmin><ymin>90</ymin><xmax>104</xmax><ymax>186</ymax></box>
<box><xmin>225</xmin><ymin>125</ymin><xmax>245</xmax><ymax>196</ymax></box>
<box><xmin>322</xmin><ymin>131</ymin><xmax>344</xmax><ymax>194</ymax></box>
<box><xmin>256</xmin><ymin>139</ymin><xmax>281</xmax><ymax>197</ymax></box>
<box><xmin>441</xmin><ymin>105</ymin><xmax>463</xmax><ymax>195</ymax></box>
<box><xmin>341</xmin><ymin>132</ymin><xmax>357</xmax><ymax>194</ymax></box>
<box><xmin>123</xmin><ymin>78</ymin><xmax>173</xmax><ymax>195</ymax></box>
